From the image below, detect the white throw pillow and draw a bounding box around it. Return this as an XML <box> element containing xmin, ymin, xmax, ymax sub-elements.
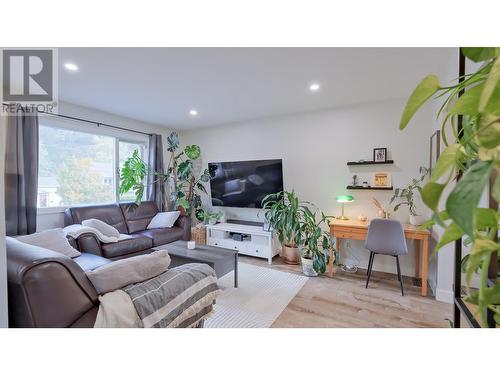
<box><xmin>85</xmin><ymin>250</ymin><xmax>171</xmax><ymax>294</ymax></box>
<box><xmin>17</xmin><ymin>228</ymin><xmax>81</xmax><ymax>258</ymax></box>
<box><xmin>147</xmin><ymin>211</ymin><xmax>180</xmax><ymax>229</ymax></box>
<box><xmin>82</xmin><ymin>219</ymin><xmax>120</xmax><ymax>239</ymax></box>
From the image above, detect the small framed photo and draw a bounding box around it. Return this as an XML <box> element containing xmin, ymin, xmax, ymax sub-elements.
<box><xmin>373</xmin><ymin>147</ymin><xmax>387</xmax><ymax>163</ymax></box>
<box><xmin>372</xmin><ymin>172</ymin><xmax>391</xmax><ymax>188</ymax></box>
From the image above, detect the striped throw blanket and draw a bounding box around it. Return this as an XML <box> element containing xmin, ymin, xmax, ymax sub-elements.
<box><xmin>94</xmin><ymin>263</ymin><xmax>220</xmax><ymax>328</ymax></box>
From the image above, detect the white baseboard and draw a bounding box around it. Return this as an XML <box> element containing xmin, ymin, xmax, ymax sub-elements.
<box><xmin>435</xmin><ymin>288</ymin><xmax>454</xmax><ymax>304</ymax></box>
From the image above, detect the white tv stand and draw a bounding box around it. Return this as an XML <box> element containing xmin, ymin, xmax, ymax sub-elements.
<box><xmin>206</xmin><ymin>222</ymin><xmax>278</xmax><ymax>264</ymax></box>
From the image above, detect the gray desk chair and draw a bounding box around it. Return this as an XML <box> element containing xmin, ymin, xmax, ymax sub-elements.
<box><xmin>365</xmin><ymin>219</ymin><xmax>408</xmax><ymax>296</ymax></box>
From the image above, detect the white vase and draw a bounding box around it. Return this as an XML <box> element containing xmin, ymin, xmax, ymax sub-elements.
<box><xmin>409</xmin><ymin>214</ymin><xmax>426</xmax><ymax>226</ymax></box>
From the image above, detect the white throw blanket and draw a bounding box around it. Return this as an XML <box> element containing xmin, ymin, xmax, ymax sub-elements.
<box><xmin>94</xmin><ymin>290</ymin><xmax>142</xmax><ymax>328</ymax></box>
<box><xmin>63</xmin><ymin>224</ymin><xmax>133</xmax><ymax>243</ymax></box>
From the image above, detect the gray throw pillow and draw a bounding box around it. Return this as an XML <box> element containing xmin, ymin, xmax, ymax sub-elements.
<box><xmin>85</xmin><ymin>250</ymin><xmax>171</xmax><ymax>294</ymax></box>
<box><xmin>17</xmin><ymin>228</ymin><xmax>81</xmax><ymax>258</ymax></box>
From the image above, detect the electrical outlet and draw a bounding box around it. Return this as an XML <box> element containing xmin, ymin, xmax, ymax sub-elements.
<box><xmin>345</xmin><ymin>240</ymin><xmax>351</xmax><ymax>249</ymax></box>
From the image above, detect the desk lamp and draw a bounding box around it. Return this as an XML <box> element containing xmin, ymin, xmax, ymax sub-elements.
<box><xmin>336</xmin><ymin>195</ymin><xmax>354</xmax><ymax>220</ymax></box>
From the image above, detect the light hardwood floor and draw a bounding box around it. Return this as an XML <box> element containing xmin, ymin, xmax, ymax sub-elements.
<box><xmin>240</xmin><ymin>255</ymin><xmax>452</xmax><ymax>328</ymax></box>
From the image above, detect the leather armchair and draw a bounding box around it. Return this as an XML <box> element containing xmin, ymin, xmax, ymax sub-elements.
<box><xmin>6</xmin><ymin>237</ymin><xmax>99</xmax><ymax>328</ymax></box>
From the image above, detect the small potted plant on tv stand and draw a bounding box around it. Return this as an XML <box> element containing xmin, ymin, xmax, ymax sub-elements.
<box><xmin>262</xmin><ymin>190</ymin><xmax>302</xmax><ymax>265</ymax></box>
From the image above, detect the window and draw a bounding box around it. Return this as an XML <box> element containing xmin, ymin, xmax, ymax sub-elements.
<box><xmin>38</xmin><ymin>123</ymin><xmax>147</xmax><ymax>208</ymax></box>
<box><xmin>118</xmin><ymin>140</ymin><xmax>145</xmax><ymax>201</ymax></box>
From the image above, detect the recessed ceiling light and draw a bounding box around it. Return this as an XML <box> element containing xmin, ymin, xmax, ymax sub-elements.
<box><xmin>64</xmin><ymin>63</ymin><xmax>79</xmax><ymax>71</ymax></box>
<box><xmin>309</xmin><ymin>82</ymin><xmax>320</xmax><ymax>92</ymax></box>
<box><xmin>189</xmin><ymin>109</ymin><xmax>198</xmax><ymax>116</ymax></box>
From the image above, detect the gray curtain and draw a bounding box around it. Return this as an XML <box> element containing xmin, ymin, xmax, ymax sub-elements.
<box><xmin>147</xmin><ymin>134</ymin><xmax>165</xmax><ymax>211</ymax></box>
<box><xmin>5</xmin><ymin>108</ymin><xmax>39</xmax><ymax>236</ymax></box>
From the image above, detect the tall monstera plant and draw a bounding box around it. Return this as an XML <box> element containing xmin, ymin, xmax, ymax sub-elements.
<box><xmin>400</xmin><ymin>47</ymin><xmax>500</xmax><ymax>326</ymax></box>
<box><xmin>119</xmin><ymin>131</ymin><xmax>215</xmax><ymax>218</ymax></box>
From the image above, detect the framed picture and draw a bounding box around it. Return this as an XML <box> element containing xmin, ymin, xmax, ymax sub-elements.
<box><xmin>373</xmin><ymin>147</ymin><xmax>387</xmax><ymax>163</ymax></box>
<box><xmin>372</xmin><ymin>172</ymin><xmax>391</xmax><ymax>188</ymax></box>
<box><xmin>429</xmin><ymin>130</ymin><xmax>441</xmax><ymax>173</ymax></box>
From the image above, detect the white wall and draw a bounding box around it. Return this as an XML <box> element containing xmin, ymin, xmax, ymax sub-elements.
<box><xmin>430</xmin><ymin>55</ymin><xmax>486</xmax><ymax>303</ymax></box>
<box><xmin>182</xmin><ymin>98</ymin><xmax>435</xmax><ymax>278</ymax></box>
<box><xmin>36</xmin><ymin>101</ymin><xmax>174</xmax><ymax>231</ymax></box>
<box><xmin>0</xmin><ymin>113</ymin><xmax>8</xmax><ymax>327</ymax></box>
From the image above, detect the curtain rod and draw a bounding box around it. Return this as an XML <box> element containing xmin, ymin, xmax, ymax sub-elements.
<box><xmin>38</xmin><ymin>111</ymin><xmax>154</xmax><ymax>137</ymax></box>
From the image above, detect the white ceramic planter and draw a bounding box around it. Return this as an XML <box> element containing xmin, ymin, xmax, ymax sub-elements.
<box><xmin>409</xmin><ymin>214</ymin><xmax>426</xmax><ymax>226</ymax></box>
<box><xmin>301</xmin><ymin>257</ymin><xmax>318</xmax><ymax>277</ymax></box>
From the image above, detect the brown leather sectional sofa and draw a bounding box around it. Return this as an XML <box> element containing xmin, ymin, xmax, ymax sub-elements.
<box><xmin>7</xmin><ymin>237</ymin><xmax>105</xmax><ymax>327</ymax></box>
<box><xmin>6</xmin><ymin>201</ymin><xmax>192</xmax><ymax>327</ymax></box>
<box><xmin>64</xmin><ymin>201</ymin><xmax>191</xmax><ymax>259</ymax></box>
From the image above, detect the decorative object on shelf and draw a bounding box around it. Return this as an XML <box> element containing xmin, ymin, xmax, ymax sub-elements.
<box><xmin>351</xmin><ymin>174</ymin><xmax>358</xmax><ymax>186</ymax></box>
<box><xmin>362</xmin><ymin>181</ymin><xmax>369</xmax><ymax>188</ymax></box>
<box><xmin>429</xmin><ymin>130</ymin><xmax>441</xmax><ymax>173</ymax></box>
<box><xmin>187</xmin><ymin>241</ymin><xmax>196</xmax><ymax>249</ymax></box>
<box><xmin>390</xmin><ymin>166</ymin><xmax>429</xmax><ymax>226</ymax></box>
<box><xmin>373</xmin><ymin>147</ymin><xmax>387</xmax><ymax>163</ymax></box>
<box><xmin>357</xmin><ymin>215</ymin><xmax>368</xmax><ymax>222</ymax></box>
<box><xmin>262</xmin><ymin>190</ymin><xmax>302</xmax><ymax>265</ymax></box>
<box><xmin>372</xmin><ymin>172</ymin><xmax>391</xmax><ymax>188</ymax></box>
<box><xmin>191</xmin><ymin>223</ymin><xmax>207</xmax><ymax>244</ymax></box>
<box><xmin>336</xmin><ymin>195</ymin><xmax>354</xmax><ymax>220</ymax></box>
<box><xmin>372</xmin><ymin>197</ymin><xmax>390</xmax><ymax>218</ymax></box>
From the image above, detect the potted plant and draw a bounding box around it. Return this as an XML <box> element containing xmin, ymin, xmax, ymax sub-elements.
<box><xmin>262</xmin><ymin>190</ymin><xmax>302</xmax><ymax>265</ymax></box>
<box><xmin>120</xmin><ymin>131</ymin><xmax>216</xmax><ymax>237</ymax></box>
<box><xmin>399</xmin><ymin>47</ymin><xmax>500</xmax><ymax>325</ymax></box>
<box><xmin>195</xmin><ymin>209</ymin><xmax>223</xmax><ymax>225</ymax></box>
<box><xmin>390</xmin><ymin>166</ymin><xmax>429</xmax><ymax>225</ymax></box>
<box><xmin>297</xmin><ymin>205</ymin><xmax>334</xmax><ymax>276</ymax></box>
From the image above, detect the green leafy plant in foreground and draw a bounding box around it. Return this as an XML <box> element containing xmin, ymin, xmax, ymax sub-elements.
<box><xmin>400</xmin><ymin>47</ymin><xmax>500</xmax><ymax>326</ymax></box>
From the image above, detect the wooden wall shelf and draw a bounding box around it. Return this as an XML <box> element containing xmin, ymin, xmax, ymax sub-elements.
<box><xmin>346</xmin><ymin>185</ymin><xmax>393</xmax><ymax>191</ymax></box>
<box><xmin>347</xmin><ymin>160</ymin><xmax>394</xmax><ymax>166</ymax></box>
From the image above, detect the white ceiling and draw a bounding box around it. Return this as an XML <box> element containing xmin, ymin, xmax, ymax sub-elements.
<box><xmin>59</xmin><ymin>48</ymin><xmax>457</xmax><ymax>129</ymax></box>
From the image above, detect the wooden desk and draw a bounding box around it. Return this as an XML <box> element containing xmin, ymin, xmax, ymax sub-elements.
<box><xmin>329</xmin><ymin>219</ymin><xmax>431</xmax><ymax>297</ymax></box>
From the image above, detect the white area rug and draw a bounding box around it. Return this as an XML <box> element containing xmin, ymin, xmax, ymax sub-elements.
<box><xmin>205</xmin><ymin>263</ymin><xmax>308</xmax><ymax>328</ymax></box>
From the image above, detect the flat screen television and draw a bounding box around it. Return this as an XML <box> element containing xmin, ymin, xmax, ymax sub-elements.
<box><xmin>208</xmin><ymin>159</ymin><xmax>283</xmax><ymax>208</ymax></box>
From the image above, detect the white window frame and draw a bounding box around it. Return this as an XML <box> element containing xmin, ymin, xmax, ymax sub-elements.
<box><xmin>37</xmin><ymin>114</ymin><xmax>149</xmax><ymax>213</ymax></box>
